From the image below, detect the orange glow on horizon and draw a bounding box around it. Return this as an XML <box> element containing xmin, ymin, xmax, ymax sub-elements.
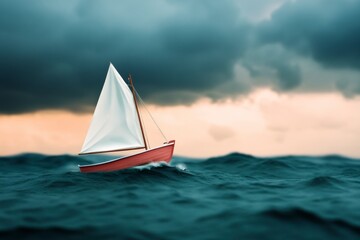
<box><xmin>1</xmin><ymin>89</ymin><xmax>360</xmax><ymax>158</ymax></box>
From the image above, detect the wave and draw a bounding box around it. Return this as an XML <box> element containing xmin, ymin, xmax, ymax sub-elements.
<box><xmin>303</xmin><ymin>176</ymin><xmax>345</xmax><ymax>188</ymax></box>
<box><xmin>0</xmin><ymin>226</ymin><xmax>151</xmax><ymax>240</ymax></box>
<box><xmin>204</xmin><ymin>152</ymin><xmax>257</xmax><ymax>165</ymax></box>
<box><xmin>1</xmin><ymin>152</ymin><xmax>359</xmax><ymax>187</ymax></box>
<box><xmin>0</xmin><ymin>226</ymin><xmax>90</xmax><ymax>240</ymax></box>
<box><xmin>320</xmin><ymin>154</ymin><xmax>359</xmax><ymax>162</ymax></box>
<box><xmin>261</xmin><ymin>207</ymin><xmax>360</xmax><ymax>236</ymax></box>
<box><xmin>1</xmin><ymin>152</ymin><xmax>358</xmax><ymax>167</ymax></box>
<box><xmin>1</xmin><ymin>152</ymin><xmax>360</xmax><ymax>240</ymax></box>
<box><xmin>130</xmin><ymin>163</ymin><xmax>194</xmax><ymax>180</ymax></box>
<box><xmin>255</xmin><ymin>158</ymin><xmax>294</xmax><ymax>171</ymax></box>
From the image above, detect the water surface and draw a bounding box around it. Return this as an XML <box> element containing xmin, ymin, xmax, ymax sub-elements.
<box><xmin>1</xmin><ymin>153</ymin><xmax>360</xmax><ymax>239</ymax></box>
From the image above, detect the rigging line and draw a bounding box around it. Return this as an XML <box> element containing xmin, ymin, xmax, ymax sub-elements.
<box><xmin>134</xmin><ymin>88</ymin><xmax>169</xmax><ymax>142</ymax></box>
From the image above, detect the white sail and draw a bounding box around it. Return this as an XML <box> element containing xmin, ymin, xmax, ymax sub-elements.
<box><xmin>80</xmin><ymin>63</ymin><xmax>145</xmax><ymax>154</ymax></box>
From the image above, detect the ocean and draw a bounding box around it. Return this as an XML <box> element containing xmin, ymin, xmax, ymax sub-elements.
<box><xmin>1</xmin><ymin>153</ymin><xmax>360</xmax><ymax>240</ymax></box>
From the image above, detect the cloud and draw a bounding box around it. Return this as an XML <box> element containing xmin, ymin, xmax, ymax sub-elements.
<box><xmin>208</xmin><ymin>125</ymin><xmax>235</xmax><ymax>141</ymax></box>
<box><xmin>258</xmin><ymin>0</ymin><xmax>360</xmax><ymax>68</ymax></box>
<box><xmin>241</xmin><ymin>44</ymin><xmax>302</xmax><ymax>91</ymax></box>
<box><xmin>0</xmin><ymin>0</ymin><xmax>360</xmax><ymax>114</ymax></box>
<box><xmin>0</xmin><ymin>0</ymin><xmax>249</xmax><ymax>113</ymax></box>
<box><xmin>242</xmin><ymin>0</ymin><xmax>360</xmax><ymax>96</ymax></box>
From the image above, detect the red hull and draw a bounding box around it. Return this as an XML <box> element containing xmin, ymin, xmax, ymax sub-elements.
<box><xmin>79</xmin><ymin>140</ymin><xmax>175</xmax><ymax>173</ymax></box>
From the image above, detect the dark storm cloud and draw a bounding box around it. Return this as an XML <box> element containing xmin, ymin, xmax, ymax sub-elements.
<box><xmin>0</xmin><ymin>0</ymin><xmax>248</xmax><ymax>113</ymax></box>
<box><xmin>1</xmin><ymin>0</ymin><xmax>360</xmax><ymax>114</ymax></box>
<box><xmin>258</xmin><ymin>0</ymin><xmax>360</xmax><ymax>68</ymax></box>
<box><xmin>255</xmin><ymin>0</ymin><xmax>360</xmax><ymax>96</ymax></box>
<box><xmin>241</xmin><ymin>44</ymin><xmax>302</xmax><ymax>91</ymax></box>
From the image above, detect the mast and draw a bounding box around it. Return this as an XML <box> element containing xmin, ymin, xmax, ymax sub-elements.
<box><xmin>128</xmin><ymin>74</ymin><xmax>148</xmax><ymax>150</ymax></box>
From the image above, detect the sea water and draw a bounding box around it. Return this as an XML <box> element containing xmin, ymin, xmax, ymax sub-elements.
<box><xmin>1</xmin><ymin>153</ymin><xmax>360</xmax><ymax>239</ymax></box>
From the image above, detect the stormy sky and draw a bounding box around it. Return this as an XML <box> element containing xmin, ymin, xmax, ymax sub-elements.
<box><xmin>1</xmin><ymin>0</ymin><xmax>360</xmax><ymax>114</ymax></box>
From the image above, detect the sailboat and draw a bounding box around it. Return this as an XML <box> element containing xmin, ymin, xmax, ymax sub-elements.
<box><xmin>78</xmin><ymin>63</ymin><xmax>175</xmax><ymax>173</ymax></box>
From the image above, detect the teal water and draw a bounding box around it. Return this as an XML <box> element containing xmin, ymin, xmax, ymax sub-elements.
<box><xmin>1</xmin><ymin>153</ymin><xmax>360</xmax><ymax>239</ymax></box>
